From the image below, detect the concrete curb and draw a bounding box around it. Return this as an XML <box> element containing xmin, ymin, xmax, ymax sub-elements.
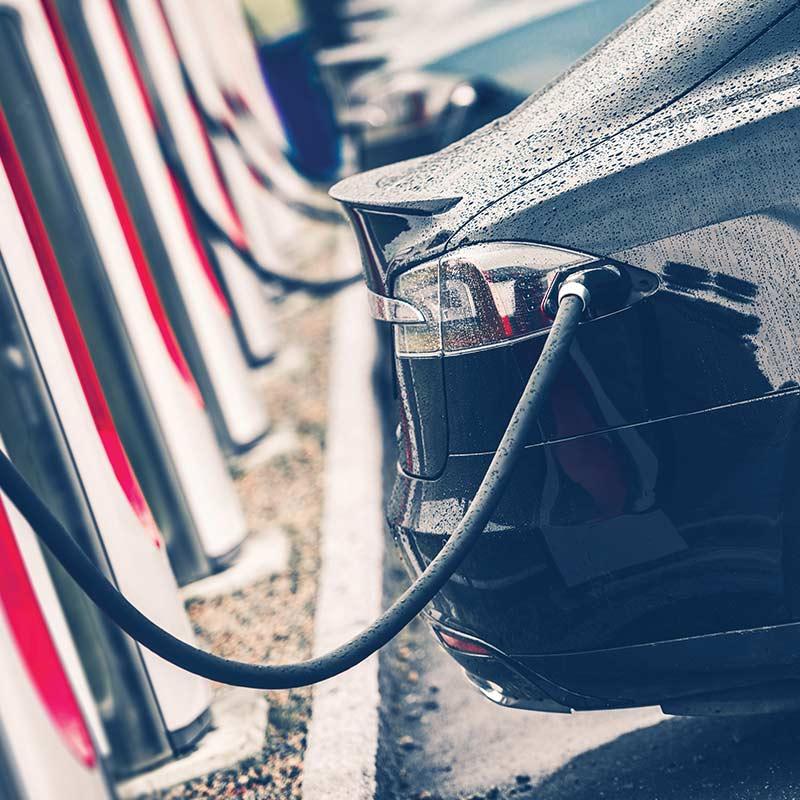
<box><xmin>117</xmin><ymin>689</ymin><xmax>268</xmax><ymax>798</ymax></box>
<box><xmin>231</xmin><ymin>427</ymin><xmax>302</xmax><ymax>475</ymax></box>
<box><xmin>181</xmin><ymin>526</ymin><xmax>290</xmax><ymax>603</ymax></box>
<box><xmin>301</xmin><ymin>238</ymin><xmax>383</xmax><ymax>800</ymax></box>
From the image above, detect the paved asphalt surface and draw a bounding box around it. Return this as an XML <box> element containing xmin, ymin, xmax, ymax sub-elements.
<box><xmin>375</xmin><ymin>387</ymin><xmax>800</xmax><ymax>800</ymax></box>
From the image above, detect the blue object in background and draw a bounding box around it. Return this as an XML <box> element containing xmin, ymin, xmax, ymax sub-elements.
<box><xmin>428</xmin><ymin>0</ymin><xmax>650</xmax><ymax>94</ymax></box>
<box><xmin>258</xmin><ymin>31</ymin><xmax>341</xmax><ymax>182</ymax></box>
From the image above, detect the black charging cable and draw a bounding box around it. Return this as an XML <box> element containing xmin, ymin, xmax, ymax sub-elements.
<box><xmin>185</xmin><ymin>74</ymin><xmax>344</xmax><ymax>227</ymax></box>
<box><xmin>0</xmin><ymin>291</ymin><xmax>587</xmax><ymax>689</ymax></box>
<box><xmin>156</xmin><ymin>128</ymin><xmax>361</xmax><ymax>297</ymax></box>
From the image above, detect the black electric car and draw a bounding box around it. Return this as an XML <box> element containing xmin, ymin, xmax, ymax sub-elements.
<box><xmin>333</xmin><ymin>0</ymin><xmax>800</xmax><ymax>714</ymax></box>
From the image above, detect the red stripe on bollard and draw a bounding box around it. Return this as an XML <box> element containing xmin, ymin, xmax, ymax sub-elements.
<box><xmin>0</xmin><ymin>108</ymin><xmax>162</xmax><ymax>548</ymax></box>
<box><xmin>0</xmin><ymin>496</ymin><xmax>96</xmax><ymax>767</ymax></box>
<box><xmin>40</xmin><ymin>0</ymin><xmax>204</xmax><ymax>407</ymax></box>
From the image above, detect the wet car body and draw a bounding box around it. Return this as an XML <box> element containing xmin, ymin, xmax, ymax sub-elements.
<box><xmin>333</xmin><ymin>0</ymin><xmax>800</xmax><ymax>713</ymax></box>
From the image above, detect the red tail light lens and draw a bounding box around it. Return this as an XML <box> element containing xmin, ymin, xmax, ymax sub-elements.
<box><xmin>437</xmin><ymin>630</ymin><xmax>492</xmax><ymax>657</ymax></box>
<box><xmin>0</xmin><ymin>497</ymin><xmax>96</xmax><ymax>766</ymax></box>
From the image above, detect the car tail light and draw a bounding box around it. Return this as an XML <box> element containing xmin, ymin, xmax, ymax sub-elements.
<box><xmin>383</xmin><ymin>242</ymin><xmax>657</xmax><ymax>356</ymax></box>
<box><xmin>437</xmin><ymin>630</ymin><xmax>492</xmax><ymax>657</ymax></box>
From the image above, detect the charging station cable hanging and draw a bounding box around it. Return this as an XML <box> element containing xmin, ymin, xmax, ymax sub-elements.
<box><xmin>156</xmin><ymin>129</ymin><xmax>361</xmax><ymax>297</ymax></box>
<box><xmin>159</xmin><ymin>135</ymin><xmax>360</xmax><ymax>295</ymax></box>
<box><xmin>0</xmin><ymin>285</ymin><xmax>592</xmax><ymax>689</ymax></box>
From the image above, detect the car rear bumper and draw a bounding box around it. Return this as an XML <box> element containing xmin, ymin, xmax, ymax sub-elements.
<box><xmin>388</xmin><ymin>391</ymin><xmax>800</xmax><ymax>711</ymax></box>
<box><xmin>390</xmin><ymin>392</ymin><xmax>800</xmax><ymax>649</ymax></box>
<box><xmin>429</xmin><ymin>615</ymin><xmax>800</xmax><ymax>715</ymax></box>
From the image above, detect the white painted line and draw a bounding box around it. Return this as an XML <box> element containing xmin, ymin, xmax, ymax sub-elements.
<box><xmin>117</xmin><ymin>689</ymin><xmax>268</xmax><ymax>798</ymax></box>
<box><xmin>301</xmin><ymin>236</ymin><xmax>383</xmax><ymax>800</ymax></box>
<box><xmin>181</xmin><ymin>527</ymin><xmax>291</xmax><ymax>603</ymax></box>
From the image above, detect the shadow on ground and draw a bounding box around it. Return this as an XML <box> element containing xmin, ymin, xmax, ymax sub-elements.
<box><xmin>532</xmin><ymin>711</ymin><xmax>800</xmax><ymax>800</ymax></box>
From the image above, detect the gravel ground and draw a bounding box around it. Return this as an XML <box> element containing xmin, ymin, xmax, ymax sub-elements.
<box><xmin>160</xmin><ymin>293</ymin><xmax>334</xmax><ymax>800</ymax></box>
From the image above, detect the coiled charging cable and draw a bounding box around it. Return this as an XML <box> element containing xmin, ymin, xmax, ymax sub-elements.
<box><xmin>0</xmin><ymin>290</ymin><xmax>587</xmax><ymax>689</ymax></box>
